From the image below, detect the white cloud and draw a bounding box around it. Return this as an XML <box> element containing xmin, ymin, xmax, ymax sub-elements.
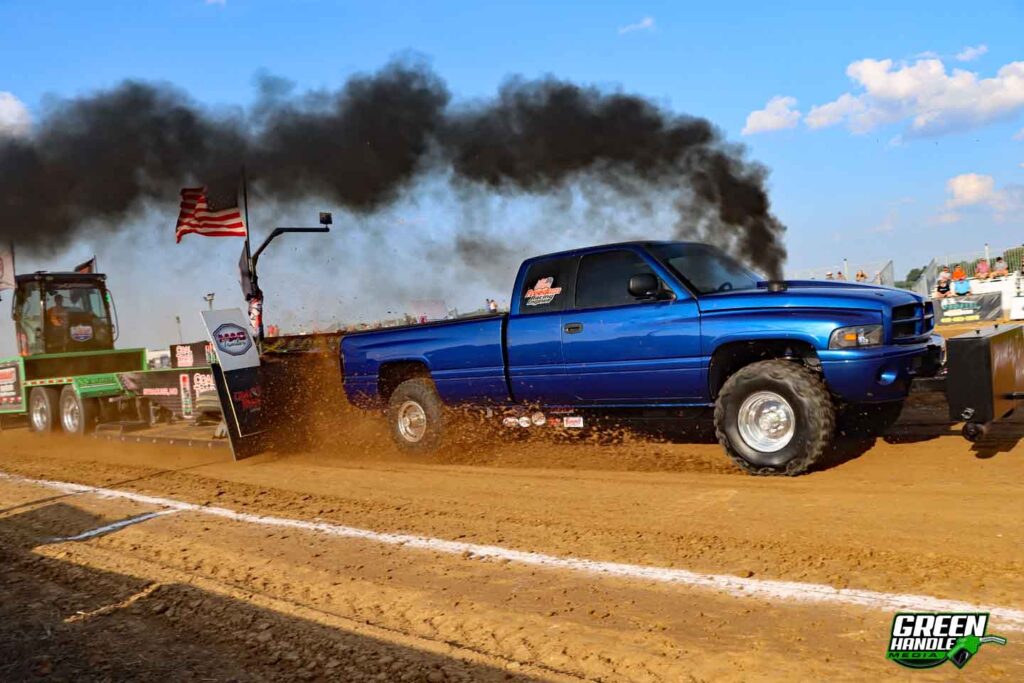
<box><xmin>618</xmin><ymin>17</ymin><xmax>654</xmax><ymax>35</ymax></box>
<box><xmin>956</xmin><ymin>44</ymin><xmax>988</xmax><ymax>62</ymax></box>
<box><xmin>807</xmin><ymin>57</ymin><xmax>1024</xmax><ymax>136</ymax></box>
<box><xmin>940</xmin><ymin>172</ymin><xmax>1024</xmax><ymax>222</ymax></box>
<box><xmin>0</xmin><ymin>92</ymin><xmax>31</xmax><ymax>138</ymax></box>
<box><xmin>742</xmin><ymin>96</ymin><xmax>801</xmax><ymax>135</ymax></box>
<box><xmin>806</xmin><ymin>93</ymin><xmax>866</xmax><ymax>129</ymax></box>
<box><xmin>1014</xmin><ymin>127</ymin><xmax>1024</xmax><ymax>141</ymax></box>
<box><xmin>945</xmin><ymin>173</ymin><xmax>997</xmax><ymax>207</ymax></box>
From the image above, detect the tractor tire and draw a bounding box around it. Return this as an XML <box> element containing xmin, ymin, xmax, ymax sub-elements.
<box><xmin>28</xmin><ymin>387</ymin><xmax>60</xmax><ymax>433</ymax></box>
<box><xmin>714</xmin><ymin>359</ymin><xmax>835</xmax><ymax>476</ymax></box>
<box><xmin>60</xmin><ymin>385</ymin><xmax>99</xmax><ymax>435</ymax></box>
<box><xmin>838</xmin><ymin>401</ymin><xmax>904</xmax><ymax>437</ymax></box>
<box><xmin>387</xmin><ymin>378</ymin><xmax>445</xmax><ymax>452</ymax></box>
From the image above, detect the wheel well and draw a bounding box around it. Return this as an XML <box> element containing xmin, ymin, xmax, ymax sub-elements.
<box><xmin>708</xmin><ymin>340</ymin><xmax>819</xmax><ymax>399</ymax></box>
<box><xmin>377</xmin><ymin>361</ymin><xmax>430</xmax><ymax>403</ymax></box>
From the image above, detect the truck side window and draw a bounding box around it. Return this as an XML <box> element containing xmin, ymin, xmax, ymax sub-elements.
<box><xmin>575</xmin><ymin>250</ymin><xmax>658</xmax><ymax>310</ymax></box>
<box><xmin>519</xmin><ymin>257</ymin><xmax>577</xmax><ymax>314</ymax></box>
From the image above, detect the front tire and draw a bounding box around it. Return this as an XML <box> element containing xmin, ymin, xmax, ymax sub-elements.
<box><xmin>387</xmin><ymin>378</ymin><xmax>445</xmax><ymax>452</ymax></box>
<box><xmin>60</xmin><ymin>385</ymin><xmax>99</xmax><ymax>435</ymax></box>
<box><xmin>29</xmin><ymin>387</ymin><xmax>60</xmax><ymax>433</ymax></box>
<box><xmin>714</xmin><ymin>360</ymin><xmax>835</xmax><ymax>476</ymax></box>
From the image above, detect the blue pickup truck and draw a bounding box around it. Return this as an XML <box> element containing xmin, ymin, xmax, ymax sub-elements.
<box><xmin>341</xmin><ymin>241</ymin><xmax>943</xmax><ymax>475</ymax></box>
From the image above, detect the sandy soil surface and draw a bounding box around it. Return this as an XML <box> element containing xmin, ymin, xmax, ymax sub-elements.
<box><xmin>1</xmin><ymin>398</ymin><xmax>1023</xmax><ymax>681</ymax></box>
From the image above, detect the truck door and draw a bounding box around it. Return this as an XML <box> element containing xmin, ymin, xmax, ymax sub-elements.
<box><xmin>561</xmin><ymin>248</ymin><xmax>703</xmax><ymax>403</ymax></box>
<box><xmin>505</xmin><ymin>255</ymin><xmax>578</xmax><ymax>405</ymax></box>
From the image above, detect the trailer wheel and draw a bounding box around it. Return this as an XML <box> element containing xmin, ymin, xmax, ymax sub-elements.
<box><xmin>387</xmin><ymin>378</ymin><xmax>444</xmax><ymax>451</ymax></box>
<box><xmin>59</xmin><ymin>385</ymin><xmax>99</xmax><ymax>435</ymax></box>
<box><xmin>714</xmin><ymin>359</ymin><xmax>835</xmax><ymax>476</ymax></box>
<box><xmin>28</xmin><ymin>387</ymin><xmax>60</xmax><ymax>433</ymax></box>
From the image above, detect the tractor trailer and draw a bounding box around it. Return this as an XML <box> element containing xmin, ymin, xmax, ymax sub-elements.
<box><xmin>0</xmin><ymin>270</ymin><xmax>217</xmax><ymax>434</ymax></box>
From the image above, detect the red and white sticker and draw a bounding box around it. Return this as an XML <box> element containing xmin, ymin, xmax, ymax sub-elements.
<box><xmin>525</xmin><ymin>277</ymin><xmax>563</xmax><ymax>306</ymax></box>
<box><xmin>563</xmin><ymin>416</ymin><xmax>584</xmax><ymax>429</ymax></box>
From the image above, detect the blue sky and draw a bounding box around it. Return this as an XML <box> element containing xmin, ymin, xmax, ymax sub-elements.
<box><xmin>1</xmin><ymin>0</ymin><xmax>1023</xmax><ymax>349</ymax></box>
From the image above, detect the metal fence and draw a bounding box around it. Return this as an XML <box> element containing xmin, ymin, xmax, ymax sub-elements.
<box><xmin>906</xmin><ymin>245</ymin><xmax>1024</xmax><ymax>294</ymax></box>
<box><xmin>786</xmin><ymin>260</ymin><xmax>895</xmax><ymax>287</ymax></box>
<box><xmin>929</xmin><ymin>246</ymin><xmax>1024</xmax><ymax>278</ymax></box>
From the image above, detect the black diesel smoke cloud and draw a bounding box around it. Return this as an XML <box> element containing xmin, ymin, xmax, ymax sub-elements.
<box><xmin>0</xmin><ymin>60</ymin><xmax>786</xmax><ymax>276</ymax></box>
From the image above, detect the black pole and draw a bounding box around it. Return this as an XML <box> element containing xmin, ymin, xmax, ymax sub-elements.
<box><xmin>240</xmin><ymin>166</ymin><xmax>264</xmax><ymax>343</ymax></box>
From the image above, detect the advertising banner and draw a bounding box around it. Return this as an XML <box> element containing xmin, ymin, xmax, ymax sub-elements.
<box><xmin>118</xmin><ymin>368</ymin><xmax>217</xmax><ymax>419</ymax></box>
<box><xmin>0</xmin><ymin>358</ymin><xmax>25</xmax><ymax>414</ymax></box>
<box><xmin>201</xmin><ymin>309</ymin><xmax>261</xmax><ymax>372</ymax></box>
<box><xmin>201</xmin><ymin>309</ymin><xmax>264</xmax><ymax>459</ymax></box>
<box><xmin>170</xmin><ymin>341</ymin><xmax>214</xmax><ymax>369</ymax></box>
<box><xmin>932</xmin><ymin>293</ymin><xmax>1003</xmax><ymax>326</ymax></box>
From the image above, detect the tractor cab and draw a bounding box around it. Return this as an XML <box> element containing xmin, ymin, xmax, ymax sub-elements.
<box><xmin>11</xmin><ymin>272</ymin><xmax>117</xmax><ymax>356</ymax></box>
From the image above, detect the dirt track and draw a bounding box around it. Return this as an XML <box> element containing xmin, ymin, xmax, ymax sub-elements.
<box><xmin>1</xmin><ymin>406</ymin><xmax>1023</xmax><ymax>681</ymax></box>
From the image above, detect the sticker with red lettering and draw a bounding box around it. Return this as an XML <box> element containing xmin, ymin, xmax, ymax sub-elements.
<box><xmin>525</xmin><ymin>277</ymin><xmax>562</xmax><ymax>306</ymax></box>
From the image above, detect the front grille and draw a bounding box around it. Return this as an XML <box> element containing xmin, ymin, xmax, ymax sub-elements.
<box><xmin>892</xmin><ymin>302</ymin><xmax>932</xmax><ymax>340</ymax></box>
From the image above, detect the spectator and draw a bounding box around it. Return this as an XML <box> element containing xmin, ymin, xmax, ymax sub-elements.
<box><xmin>992</xmin><ymin>256</ymin><xmax>1010</xmax><ymax>278</ymax></box>
<box><xmin>836</xmin><ymin>271</ymin><xmax>847</xmax><ymax>281</ymax></box>
<box><xmin>825</xmin><ymin>271</ymin><xmax>834</xmax><ymax>280</ymax></box>
<box><xmin>488</xmin><ymin>298</ymin><xmax>499</xmax><ymax>313</ymax></box>
<box><xmin>935</xmin><ymin>266</ymin><xmax>952</xmax><ymax>298</ymax></box>
<box><xmin>951</xmin><ymin>264</ymin><xmax>967</xmax><ymax>281</ymax></box>
<box><xmin>974</xmin><ymin>258</ymin><xmax>991</xmax><ymax>280</ymax></box>
<box><xmin>855</xmin><ymin>269</ymin><xmax>867</xmax><ymax>283</ymax></box>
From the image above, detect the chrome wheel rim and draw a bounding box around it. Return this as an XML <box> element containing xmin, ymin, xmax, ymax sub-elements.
<box><xmin>31</xmin><ymin>395</ymin><xmax>49</xmax><ymax>431</ymax></box>
<box><xmin>397</xmin><ymin>400</ymin><xmax>427</xmax><ymax>443</ymax></box>
<box><xmin>737</xmin><ymin>391</ymin><xmax>795</xmax><ymax>453</ymax></box>
<box><xmin>61</xmin><ymin>395</ymin><xmax>80</xmax><ymax>433</ymax></box>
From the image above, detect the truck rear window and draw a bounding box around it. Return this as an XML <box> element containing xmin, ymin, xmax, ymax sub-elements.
<box><xmin>519</xmin><ymin>257</ymin><xmax>577</xmax><ymax>314</ymax></box>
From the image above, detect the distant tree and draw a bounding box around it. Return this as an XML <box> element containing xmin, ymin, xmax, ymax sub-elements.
<box><xmin>895</xmin><ymin>265</ymin><xmax>926</xmax><ymax>290</ymax></box>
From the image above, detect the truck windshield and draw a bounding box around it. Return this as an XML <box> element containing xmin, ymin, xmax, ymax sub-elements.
<box><xmin>649</xmin><ymin>243</ymin><xmax>761</xmax><ymax>294</ymax></box>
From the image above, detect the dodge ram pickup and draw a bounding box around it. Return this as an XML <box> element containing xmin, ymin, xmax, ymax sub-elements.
<box><xmin>341</xmin><ymin>241</ymin><xmax>943</xmax><ymax>475</ymax></box>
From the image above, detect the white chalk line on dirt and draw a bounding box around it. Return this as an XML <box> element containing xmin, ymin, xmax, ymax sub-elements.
<box><xmin>4</xmin><ymin>470</ymin><xmax>1024</xmax><ymax>633</ymax></box>
<box><xmin>50</xmin><ymin>509</ymin><xmax>179</xmax><ymax>543</ymax></box>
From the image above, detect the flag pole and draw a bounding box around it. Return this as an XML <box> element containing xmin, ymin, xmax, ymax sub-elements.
<box><xmin>242</xmin><ymin>165</ymin><xmax>252</xmax><ymax>268</ymax></box>
<box><xmin>241</xmin><ymin>165</ymin><xmax>264</xmax><ymax>343</ymax></box>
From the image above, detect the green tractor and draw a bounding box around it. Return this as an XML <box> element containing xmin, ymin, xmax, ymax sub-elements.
<box><xmin>1</xmin><ymin>271</ymin><xmax>146</xmax><ymax>434</ymax></box>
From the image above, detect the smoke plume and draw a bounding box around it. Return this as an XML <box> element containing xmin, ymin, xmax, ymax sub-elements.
<box><xmin>0</xmin><ymin>60</ymin><xmax>786</xmax><ymax>277</ymax></box>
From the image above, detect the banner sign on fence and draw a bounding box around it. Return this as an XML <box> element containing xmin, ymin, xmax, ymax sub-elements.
<box><xmin>932</xmin><ymin>292</ymin><xmax>1003</xmax><ymax>326</ymax></box>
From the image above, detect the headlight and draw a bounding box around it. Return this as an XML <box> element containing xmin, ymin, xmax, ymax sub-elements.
<box><xmin>829</xmin><ymin>324</ymin><xmax>883</xmax><ymax>349</ymax></box>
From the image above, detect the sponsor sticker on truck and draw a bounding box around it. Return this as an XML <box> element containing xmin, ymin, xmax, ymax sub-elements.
<box><xmin>0</xmin><ymin>360</ymin><xmax>25</xmax><ymax>411</ymax></box>
<box><xmin>70</xmin><ymin>324</ymin><xmax>93</xmax><ymax>342</ymax></box>
<box><xmin>525</xmin><ymin>277</ymin><xmax>563</xmax><ymax>306</ymax></box>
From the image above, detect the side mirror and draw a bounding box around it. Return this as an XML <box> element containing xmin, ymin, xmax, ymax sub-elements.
<box><xmin>628</xmin><ymin>273</ymin><xmax>661</xmax><ymax>299</ymax></box>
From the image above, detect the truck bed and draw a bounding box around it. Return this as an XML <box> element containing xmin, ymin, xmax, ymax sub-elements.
<box><xmin>341</xmin><ymin>314</ymin><xmax>510</xmax><ymax>408</ymax></box>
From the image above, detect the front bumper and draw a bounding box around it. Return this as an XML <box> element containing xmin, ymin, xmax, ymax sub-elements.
<box><xmin>818</xmin><ymin>335</ymin><xmax>944</xmax><ymax>403</ymax></box>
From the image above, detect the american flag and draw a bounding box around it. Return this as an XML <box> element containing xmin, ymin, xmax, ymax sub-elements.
<box><xmin>175</xmin><ymin>186</ymin><xmax>247</xmax><ymax>243</ymax></box>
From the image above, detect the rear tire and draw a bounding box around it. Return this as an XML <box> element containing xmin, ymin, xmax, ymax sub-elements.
<box><xmin>28</xmin><ymin>387</ymin><xmax>60</xmax><ymax>433</ymax></box>
<box><xmin>60</xmin><ymin>385</ymin><xmax>99</xmax><ymax>435</ymax></box>
<box><xmin>714</xmin><ymin>359</ymin><xmax>835</xmax><ymax>476</ymax></box>
<box><xmin>387</xmin><ymin>378</ymin><xmax>445</xmax><ymax>452</ymax></box>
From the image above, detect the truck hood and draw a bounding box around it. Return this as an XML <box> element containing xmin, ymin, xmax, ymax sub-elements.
<box><xmin>696</xmin><ymin>280</ymin><xmax>923</xmax><ymax>314</ymax></box>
